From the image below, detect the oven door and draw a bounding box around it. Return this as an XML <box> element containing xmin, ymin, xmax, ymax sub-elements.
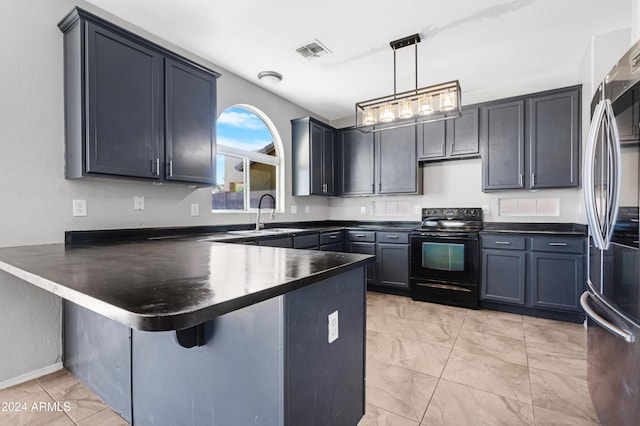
<box><xmin>410</xmin><ymin>232</ymin><xmax>479</xmax><ymax>284</ymax></box>
<box><xmin>410</xmin><ymin>232</ymin><xmax>480</xmax><ymax>309</ymax></box>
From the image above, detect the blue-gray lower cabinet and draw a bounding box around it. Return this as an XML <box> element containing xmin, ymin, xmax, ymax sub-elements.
<box><xmin>480</xmin><ymin>233</ymin><xmax>586</xmax><ymax>321</ymax></box>
<box><xmin>376</xmin><ymin>231</ymin><xmax>410</xmax><ymax>290</ymax></box>
<box><xmin>64</xmin><ymin>267</ymin><xmax>366</xmax><ymax>425</ymax></box>
<box><xmin>530</xmin><ymin>236</ymin><xmax>585</xmax><ymax>312</ymax></box>
<box><xmin>481</xmin><ymin>249</ymin><xmax>527</xmax><ymax>305</ymax></box>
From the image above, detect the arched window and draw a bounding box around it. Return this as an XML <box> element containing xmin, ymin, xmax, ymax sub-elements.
<box><xmin>213</xmin><ymin>105</ymin><xmax>283</xmax><ymax>211</ymax></box>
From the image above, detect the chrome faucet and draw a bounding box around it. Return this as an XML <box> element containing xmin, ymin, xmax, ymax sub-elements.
<box><xmin>255</xmin><ymin>193</ymin><xmax>276</xmax><ymax>231</ymax></box>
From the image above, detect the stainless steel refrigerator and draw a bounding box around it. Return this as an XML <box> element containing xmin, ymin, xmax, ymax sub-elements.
<box><xmin>582</xmin><ymin>39</ymin><xmax>640</xmax><ymax>426</ymax></box>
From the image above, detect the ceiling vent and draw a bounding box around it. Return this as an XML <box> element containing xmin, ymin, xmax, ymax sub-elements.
<box><xmin>296</xmin><ymin>39</ymin><xmax>332</xmax><ymax>59</ymax></box>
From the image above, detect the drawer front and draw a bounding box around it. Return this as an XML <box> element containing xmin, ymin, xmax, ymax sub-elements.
<box><xmin>320</xmin><ymin>231</ymin><xmax>343</xmax><ymax>245</ymax></box>
<box><xmin>376</xmin><ymin>231</ymin><xmax>409</xmax><ymax>244</ymax></box>
<box><xmin>347</xmin><ymin>231</ymin><xmax>376</xmax><ymax>243</ymax></box>
<box><xmin>293</xmin><ymin>234</ymin><xmax>319</xmax><ymax>249</ymax></box>
<box><xmin>531</xmin><ymin>236</ymin><xmax>584</xmax><ymax>254</ymax></box>
<box><xmin>481</xmin><ymin>234</ymin><xmax>526</xmax><ymax>250</ymax></box>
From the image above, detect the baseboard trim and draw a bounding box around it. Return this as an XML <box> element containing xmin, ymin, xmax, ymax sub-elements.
<box><xmin>0</xmin><ymin>362</ymin><xmax>63</xmax><ymax>390</ymax></box>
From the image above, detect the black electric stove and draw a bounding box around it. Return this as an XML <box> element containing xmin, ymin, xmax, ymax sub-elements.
<box><xmin>410</xmin><ymin>208</ymin><xmax>483</xmax><ymax>309</ymax></box>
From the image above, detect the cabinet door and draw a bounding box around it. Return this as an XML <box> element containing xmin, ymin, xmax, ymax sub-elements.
<box><xmin>481</xmin><ymin>100</ymin><xmax>525</xmax><ymax>190</ymax></box>
<box><xmin>348</xmin><ymin>242</ymin><xmax>377</xmax><ymax>286</ymax></box>
<box><xmin>338</xmin><ymin>129</ymin><xmax>374</xmax><ymax>195</ymax></box>
<box><xmin>86</xmin><ymin>22</ymin><xmax>162</xmax><ymax>178</ymax></box>
<box><xmin>322</xmin><ymin>128</ymin><xmax>335</xmax><ymax>195</ymax></box>
<box><xmin>528</xmin><ymin>89</ymin><xmax>580</xmax><ymax>188</ymax></box>
<box><xmin>309</xmin><ymin>122</ymin><xmax>335</xmax><ymax>195</ymax></box>
<box><xmin>481</xmin><ymin>249</ymin><xmax>526</xmax><ymax>305</ymax></box>
<box><xmin>165</xmin><ymin>59</ymin><xmax>217</xmax><ymax>184</ymax></box>
<box><xmin>417</xmin><ymin>121</ymin><xmax>446</xmax><ymax>160</ymax></box>
<box><xmin>376</xmin><ymin>243</ymin><xmax>409</xmax><ymax>289</ymax></box>
<box><xmin>309</xmin><ymin>122</ymin><xmax>325</xmax><ymax>195</ymax></box>
<box><xmin>530</xmin><ymin>253</ymin><xmax>584</xmax><ymax>312</ymax></box>
<box><xmin>448</xmin><ymin>108</ymin><xmax>480</xmax><ymax>157</ymax></box>
<box><xmin>375</xmin><ymin>126</ymin><xmax>419</xmax><ymax>194</ymax></box>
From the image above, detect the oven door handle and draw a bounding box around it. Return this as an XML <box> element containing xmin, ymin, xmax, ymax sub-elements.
<box><xmin>414</xmin><ymin>282</ymin><xmax>472</xmax><ymax>293</ymax></box>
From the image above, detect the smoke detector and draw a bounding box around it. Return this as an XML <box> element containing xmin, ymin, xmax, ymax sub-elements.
<box><xmin>295</xmin><ymin>39</ymin><xmax>332</xmax><ymax>59</ymax></box>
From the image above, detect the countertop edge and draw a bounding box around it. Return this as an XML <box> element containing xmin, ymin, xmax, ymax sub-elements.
<box><xmin>0</xmin><ymin>247</ymin><xmax>375</xmax><ymax>332</ymax></box>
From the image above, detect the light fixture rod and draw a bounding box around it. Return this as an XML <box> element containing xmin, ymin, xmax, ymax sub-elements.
<box><xmin>389</xmin><ymin>34</ymin><xmax>421</xmax><ymax>96</ymax></box>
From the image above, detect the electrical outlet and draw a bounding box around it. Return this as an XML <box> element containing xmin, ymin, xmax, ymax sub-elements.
<box><xmin>414</xmin><ymin>205</ymin><xmax>421</xmax><ymax>215</ymax></box>
<box><xmin>190</xmin><ymin>203</ymin><xmax>199</xmax><ymax>217</ymax></box>
<box><xmin>305</xmin><ymin>205</ymin><xmax>310</xmax><ymax>214</ymax></box>
<box><xmin>133</xmin><ymin>196</ymin><xmax>145</xmax><ymax>211</ymax></box>
<box><xmin>72</xmin><ymin>199</ymin><xmax>87</xmax><ymax>217</ymax></box>
<box><xmin>328</xmin><ymin>310</ymin><xmax>339</xmax><ymax>344</ymax></box>
<box><xmin>291</xmin><ymin>205</ymin><xmax>297</xmax><ymax>214</ymax></box>
<box><xmin>482</xmin><ymin>204</ymin><xmax>490</xmax><ymax>214</ymax></box>
<box><xmin>360</xmin><ymin>206</ymin><xmax>366</xmax><ymax>215</ymax></box>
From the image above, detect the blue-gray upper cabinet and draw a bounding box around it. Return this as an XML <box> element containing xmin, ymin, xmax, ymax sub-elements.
<box><xmin>58</xmin><ymin>8</ymin><xmax>219</xmax><ymax>185</ymax></box>
<box><xmin>418</xmin><ymin>107</ymin><xmax>480</xmax><ymax>161</ymax></box>
<box><xmin>481</xmin><ymin>86</ymin><xmax>581</xmax><ymax>191</ymax></box>
<box><xmin>336</xmin><ymin>128</ymin><xmax>375</xmax><ymax>196</ymax></box>
<box><xmin>375</xmin><ymin>126</ymin><xmax>422</xmax><ymax>195</ymax></box>
<box><xmin>528</xmin><ymin>88</ymin><xmax>580</xmax><ymax>189</ymax></box>
<box><xmin>481</xmin><ymin>100</ymin><xmax>526</xmax><ymax>190</ymax></box>
<box><xmin>291</xmin><ymin>117</ymin><xmax>335</xmax><ymax>196</ymax></box>
<box><xmin>164</xmin><ymin>59</ymin><xmax>217</xmax><ymax>184</ymax></box>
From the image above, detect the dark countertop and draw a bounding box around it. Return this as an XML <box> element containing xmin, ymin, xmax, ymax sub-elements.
<box><xmin>0</xmin><ymin>239</ymin><xmax>374</xmax><ymax>332</ymax></box>
<box><xmin>481</xmin><ymin>222</ymin><xmax>587</xmax><ymax>236</ymax></box>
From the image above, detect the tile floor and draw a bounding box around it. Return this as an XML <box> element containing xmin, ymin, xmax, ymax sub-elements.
<box><xmin>360</xmin><ymin>292</ymin><xmax>598</xmax><ymax>426</ymax></box>
<box><xmin>0</xmin><ymin>291</ymin><xmax>598</xmax><ymax>425</ymax></box>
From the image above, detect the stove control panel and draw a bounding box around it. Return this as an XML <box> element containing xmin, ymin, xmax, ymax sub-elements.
<box><xmin>421</xmin><ymin>207</ymin><xmax>483</xmax><ymax>221</ymax></box>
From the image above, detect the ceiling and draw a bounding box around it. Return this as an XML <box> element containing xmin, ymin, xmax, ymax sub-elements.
<box><xmin>86</xmin><ymin>0</ymin><xmax>631</xmax><ymax>122</ymax></box>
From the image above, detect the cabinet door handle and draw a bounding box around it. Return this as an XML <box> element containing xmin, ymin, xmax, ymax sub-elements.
<box><xmin>531</xmin><ymin>173</ymin><xmax>536</xmax><ymax>185</ymax></box>
<box><xmin>494</xmin><ymin>241</ymin><xmax>511</xmax><ymax>245</ymax></box>
<box><xmin>548</xmin><ymin>242</ymin><xmax>568</xmax><ymax>246</ymax></box>
<box><xmin>169</xmin><ymin>160</ymin><xmax>173</xmax><ymax>177</ymax></box>
<box><xmin>155</xmin><ymin>158</ymin><xmax>160</xmax><ymax>176</ymax></box>
<box><xmin>386</xmin><ymin>235</ymin><xmax>400</xmax><ymax>239</ymax></box>
<box><xmin>519</xmin><ymin>174</ymin><xmax>523</xmax><ymax>186</ymax></box>
<box><xmin>329</xmin><ymin>235</ymin><xmax>337</xmax><ymax>239</ymax></box>
<box><xmin>355</xmin><ymin>234</ymin><xmax>367</xmax><ymax>238</ymax></box>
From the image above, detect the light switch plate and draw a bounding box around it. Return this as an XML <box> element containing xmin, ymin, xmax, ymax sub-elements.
<box><xmin>190</xmin><ymin>203</ymin><xmax>199</xmax><ymax>217</ymax></box>
<box><xmin>291</xmin><ymin>205</ymin><xmax>297</xmax><ymax>214</ymax></box>
<box><xmin>328</xmin><ymin>310</ymin><xmax>339</xmax><ymax>344</ymax></box>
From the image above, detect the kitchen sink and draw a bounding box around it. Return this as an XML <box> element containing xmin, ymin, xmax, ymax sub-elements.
<box><xmin>226</xmin><ymin>228</ymin><xmax>306</xmax><ymax>236</ymax></box>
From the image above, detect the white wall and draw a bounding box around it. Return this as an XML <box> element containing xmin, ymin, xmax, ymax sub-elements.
<box><xmin>0</xmin><ymin>0</ymin><xmax>330</xmax><ymax>385</ymax></box>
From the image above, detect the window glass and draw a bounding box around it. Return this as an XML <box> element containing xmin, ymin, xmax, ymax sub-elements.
<box><xmin>213</xmin><ymin>106</ymin><xmax>282</xmax><ymax>211</ymax></box>
<box><xmin>212</xmin><ymin>154</ymin><xmax>244</xmax><ymax>210</ymax></box>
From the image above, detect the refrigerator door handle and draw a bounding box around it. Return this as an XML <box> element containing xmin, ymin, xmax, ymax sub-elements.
<box><xmin>583</xmin><ymin>98</ymin><xmax>621</xmax><ymax>250</ymax></box>
<box><xmin>580</xmin><ymin>291</ymin><xmax>635</xmax><ymax>343</ymax></box>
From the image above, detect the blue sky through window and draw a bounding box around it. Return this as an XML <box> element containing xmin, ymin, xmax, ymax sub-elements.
<box><xmin>216</xmin><ymin>107</ymin><xmax>274</xmax><ymax>184</ymax></box>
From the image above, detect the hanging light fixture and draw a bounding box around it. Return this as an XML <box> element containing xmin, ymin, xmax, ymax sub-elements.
<box><xmin>355</xmin><ymin>34</ymin><xmax>461</xmax><ymax>133</ymax></box>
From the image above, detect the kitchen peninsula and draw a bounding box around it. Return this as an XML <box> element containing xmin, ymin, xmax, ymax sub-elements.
<box><xmin>0</xmin><ymin>237</ymin><xmax>374</xmax><ymax>425</ymax></box>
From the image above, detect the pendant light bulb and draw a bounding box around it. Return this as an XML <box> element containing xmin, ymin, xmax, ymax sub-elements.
<box><xmin>380</xmin><ymin>103</ymin><xmax>395</xmax><ymax>122</ymax></box>
<box><xmin>418</xmin><ymin>95</ymin><xmax>433</xmax><ymax>115</ymax></box>
<box><xmin>398</xmin><ymin>99</ymin><xmax>413</xmax><ymax>119</ymax></box>
<box><xmin>440</xmin><ymin>90</ymin><xmax>455</xmax><ymax>111</ymax></box>
<box><xmin>363</xmin><ymin>107</ymin><xmax>377</xmax><ymax>125</ymax></box>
